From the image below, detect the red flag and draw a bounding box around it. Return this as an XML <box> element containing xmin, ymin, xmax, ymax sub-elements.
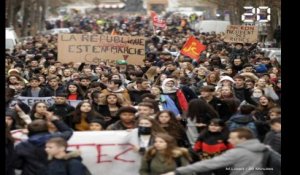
<box><xmin>180</xmin><ymin>36</ymin><xmax>206</xmax><ymax>60</ymax></box>
<box><xmin>151</xmin><ymin>11</ymin><xmax>167</xmax><ymax>29</ymax></box>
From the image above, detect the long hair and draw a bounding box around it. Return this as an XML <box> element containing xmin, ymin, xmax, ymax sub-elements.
<box><xmin>187</xmin><ymin>99</ymin><xmax>219</xmax><ymax>122</ymax></box>
<box><xmin>136</xmin><ymin>116</ymin><xmax>166</xmax><ymax>135</ymax></box>
<box><xmin>155</xmin><ymin>110</ymin><xmax>185</xmax><ymax>140</ymax></box>
<box><xmin>102</xmin><ymin>93</ymin><xmax>124</xmax><ymax>107</ymax></box>
<box><xmin>257</xmin><ymin>95</ymin><xmax>277</xmax><ymax>111</ymax></box>
<box><xmin>72</xmin><ymin>101</ymin><xmax>104</xmax><ymax>123</ymax></box>
<box><xmin>220</xmin><ymin>85</ymin><xmax>235</xmax><ymax>99</ymax></box>
<box><xmin>199</xmin><ymin>118</ymin><xmax>230</xmax><ymax>143</ymax></box>
<box><xmin>6</xmin><ymin>74</ymin><xmax>23</xmax><ymax>85</ymax></box>
<box><xmin>5</xmin><ymin>88</ymin><xmax>15</xmax><ymax>106</ymax></box>
<box><xmin>66</xmin><ymin>82</ymin><xmax>85</xmax><ymax>98</ymax></box>
<box><xmin>144</xmin><ymin>66</ymin><xmax>158</xmax><ymax>82</ymax></box>
<box><xmin>153</xmin><ymin>73</ymin><xmax>167</xmax><ymax>86</ymax></box>
<box><xmin>142</xmin><ymin>98</ymin><xmax>160</xmax><ymax>114</ymax></box>
<box><xmin>145</xmin><ymin>133</ymin><xmax>191</xmax><ymax>165</ymax></box>
<box><xmin>206</xmin><ymin>72</ymin><xmax>220</xmax><ymax>85</ymax></box>
<box><xmin>30</xmin><ymin>102</ymin><xmax>48</xmax><ymax>120</ymax></box>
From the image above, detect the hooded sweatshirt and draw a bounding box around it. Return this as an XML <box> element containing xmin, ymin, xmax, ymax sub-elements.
<box><xmin>175</xmin><ymin>139</ymin><xmax>266</xmax><ymax>175</ymax></box>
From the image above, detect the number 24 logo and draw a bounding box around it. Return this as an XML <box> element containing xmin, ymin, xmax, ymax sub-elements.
<box><xmin>241</xmin><ymin>6</ymin><xmax>271</xmax><ymax>23</ymax></box>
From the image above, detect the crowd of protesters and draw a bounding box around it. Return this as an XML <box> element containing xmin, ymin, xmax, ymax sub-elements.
<box><xmin>5</xmin><ymin>11</ymin><xmax>281</xmax><ymax>175</ymax></box>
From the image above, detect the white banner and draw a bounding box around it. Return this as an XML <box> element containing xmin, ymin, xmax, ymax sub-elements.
<box><xmin>12</xmin><ymin>96</ymin><xmax>82</xmax><ymax>108</ymax></box>
<box><xmin>12</xmin><ymin>130</ymin><xmax>142</xmax><ymax>175</ymax></box>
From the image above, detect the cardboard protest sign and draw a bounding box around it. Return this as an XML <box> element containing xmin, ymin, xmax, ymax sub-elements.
<box><xmin>180</xmin><ymin>36</ymin><xmax>206</xmax><ymax>59</ymax></box>
<box><xmin>57</xmin><ymin>34</ymin><xmax>146</xmax><ymax>65</ymax></box>
<box><xmin>12</xmin><ymin>130</ymin><xmax>142</xmax><ymax>175</ymax></box>
<box><xmin>224</xmin><ymin>25</ymin><xmax>258</xmax><ymax>43</ymax></box>
<box><xmin>151</xmin><ymin>11</ymin><xmax>167</xmax><ymax>28</ymax></box>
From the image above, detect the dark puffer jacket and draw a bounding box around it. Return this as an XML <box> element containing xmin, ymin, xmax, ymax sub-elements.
<box><xmin>227</xmin><ymin>113</ymin><xmax>258</xmax><ymax>137</ymax></box>
<box><xmin>44</xmin><ymin>151</ymin><xmax>87</xmax><ymax>175</ymax></box>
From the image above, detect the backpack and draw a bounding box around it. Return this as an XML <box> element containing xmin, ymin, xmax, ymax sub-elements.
<box><xmin>64</xmin><ymin>160</ymin><xmax>92</xmax><ymax>175</ymax></box>
<box><xmin>147</xmin><ymin>156</ymin><xmax>182</xmax><ymax>173</ymax></box>
<box><xmin>262</xmin><ymin>147</ymin><xmax>281</xmax><ymax>175</ymax></box>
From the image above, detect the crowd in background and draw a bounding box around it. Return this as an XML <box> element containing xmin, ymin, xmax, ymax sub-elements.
<box><xmin>5</xmin><ymin>12</ymin><xmax>281</xmax><ymax>175</ymax></box>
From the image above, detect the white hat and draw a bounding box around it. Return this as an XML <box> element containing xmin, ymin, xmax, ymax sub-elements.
<box><xmin>217</xmin><ymin>76</ymin><xmax>235</xmax><ymax>87</ymax></box>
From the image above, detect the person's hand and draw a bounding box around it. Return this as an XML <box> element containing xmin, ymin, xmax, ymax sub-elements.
<box><xmin>15</xmin><ymin>104</ymin><xmax>23</xmax><ymax>112</ymax></box>
<box><xmin>176</xmin><ymin>115</ymin><xmax>182</xmax><ymax>121</ymax></box>
<box><xmin>21</xmin><ymin>128</ymin><xmax>29</xmax><ymax>134</ymax></box>
<box><xmin>132</xmin><ymin>145</ymin><xmax>140</xmax><ymax>152</ymax></box>
<box><xmin>160</xmin><ymin>66</ymin><xmax>166</xmax><ymax>71</ymax></box>
<box><xmin>196</xmin><ymin>123</ymin><xmax>207</xmax><ymax>127</ymax></box>
<box><xmin>41</xmin><ymin>111</ymin><xmax>56</xmax><ymax>121</ymax></box>
<box><xmin>104</xmin><ymin>116</ymin><xmax>112</xmax><ymax>121</ymax></box>
<box><xmin>161</xmin><ymin>172</ymin><xmax>175</xmax><ymax>175</ymax></box>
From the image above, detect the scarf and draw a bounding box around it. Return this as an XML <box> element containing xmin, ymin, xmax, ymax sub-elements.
<box><xmin>161</xmin><ymin>78</ymin><xmax>178</xmax><ymax>93</ymax></box>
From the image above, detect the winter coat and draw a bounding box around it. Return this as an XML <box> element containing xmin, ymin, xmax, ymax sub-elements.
<box><xmin>227</xmin><ymin>113</ymin><xmax>258</xmax><ymax>137</ymax></box>
<box><xmin>201</xmin><ymin>96</ymin><xmax>231</xmax><ymax>121</ymax></box>
<box><xmin>21</xmin><ymin>87</ymin><xmax>52</xmax><ymax>97</ymax></box>
<box><xmin>233</xmin><ymin>86</ymin><xmax>246</xmax><ymax>102</ymax></box>
<box><xmin>254</xmin><ymin>108</ymin><xmax>271</xmax><ymax>142</ymax></box>
<box><xmin>194</xmin><ymin>131</ymin><xmax>232</xmax><ymax>160</ymax></box>
<box><xmin>92</xmin><ymin>104</ymin><xmax>120</xmax><ymax>127</ymax></box>
<box><xmin>48</xmin><ymin>103</ymin><xmax>75</xmax><ymax>127</ymax></box>
<box><xmin>106</xmin><ymin>120</ymin><xmax>135</xmax><ymax>130</ymax></box>
<box><xmin>140</xmin><ymin>148</ymin><xmax>191</xmax><ymax>175</ymax></box>
<box><xmin>6</xmin><ymin>139</ymin><xmax>15</xmax><ymax>175</ymax></box>
<box><xmin>45</xmin><ymin>85</ymin><xmax>66</xmax><ymax>97</ymax></box>
<box><xmin>264</xmin><ymin>131</ymin><xmax>281</xmax><ymax>154</ymax></box>
<box><xmin>127</xmin><ymin>85</ymin><xmax>151</xmax><ymax>105</ymax></box>
<box><xmin>101</xmin><ymin>88</ymin><xmax>132</xmax><ymax>105</ymax></box>
<box><xmin>180</xmin><ymin>85</ymin><xmax>198</xmax><ymax>102</ymax></box>
<box><xmin>162</xmin><ymin>125</ymin><xmax>191</xmax><ymax>148</ymax></box>
<box><xmin>44</xmin><ymin>151</ymin><xmax>87</xmax><ymax>175</ymax></box>
<box><xmin>13</xmin><ymin>120</ymin><xmax>73</xmax><ymax>175</ymax></box>
<box><xmin>175</xmin><ymin>139</ymin><xmax>266</xmax><ymax>175</ymax></box>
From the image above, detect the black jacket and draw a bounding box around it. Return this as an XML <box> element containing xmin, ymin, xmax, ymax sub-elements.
<box><xmin>106</xmin><ymin>120</ymin><xmax>135</xmax><ymax>130</ymax></box>
<box><xmin>233</xmin><ymin>86</ymin><xmax>246</xmax><ymax>102</ymax></box>
<box><xmin>6</xmin><ymin>139</ymin><xmax>15</xmax><ymax>175</ymax></box>
<box><xmin>48</xmin><ymin>104</ymin><xmax>75</xmax><ymax>127</ymax></box>
<box><xmin>264</xmin><ymin>131</ymin><xmax>281</xmax><ymax>154</ymax></box>
<box><xmin>21</xmin><ymin>87</ymin><xmax>52</xmax><ymax>97</ymax></box>
<box><xmin>162</xmin><ymin>125</ymin><xmax>191</xmax><ymax>148</ymax></box>
<box><xmin>46</xmin><ymin>85</ymin><xmax>66</xmax><ymax>96</ymax></box>
<box><xmin>202</xmin><ymin>96</ymin><xmax>231</xmax><ymax>121</ymax></box>
<box><xmin>254</xmin><ymin>108</ymin><xmax>271</xmax><ymax>142</ymax></box>
<box><xmin>180</xmin><ymin>85</ymin><xmax>198</xmax><ymax>102</ymax></box>
<box><xmin>44</xmin><ymin>151</ymin><xmax>87</xmax><ymax>175</ymax></box>
<box><xmin>93</xmin><ymin>104</ymin><xmax>120</xmax><ymax>128</ymax></box>
<box><xmin>13</xmin><ymin>120</ymin><xmax>73</xmax><ymax>175</ymax></box>
<box><xmin>128</xmin><ymin>88</ymin><xmax>151</xmax><ymax>105</ymax></box>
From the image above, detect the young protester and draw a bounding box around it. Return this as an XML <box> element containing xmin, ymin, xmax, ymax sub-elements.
<box><xmin>139</xmin><ymin>133</ymin><xmax>192</xmax><ymax>175</ymax></box>
<box><xmin>156</xmin><ymin>110</ymin><xmax>190</xmax><ymax>148</ymax></box>
<box><xmin>107</xmin><ymin>106</ymin><xmax>137</xmax><ymax>130</ymax></box>
<box><xmin>44</xmin><ymin>137</ymin><xmax>89</xmax><ymax>175</ymax></box>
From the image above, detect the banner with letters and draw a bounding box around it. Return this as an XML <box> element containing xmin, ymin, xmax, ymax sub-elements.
<box><xmin>11</xmin><ymin>130</ymin><xmax>142</xmax><ymax>175</ymax></box>
<box><xmin>11</xmin><ymin>96</ymin><xmax>82</xmax><ymax>109</ymax></box>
